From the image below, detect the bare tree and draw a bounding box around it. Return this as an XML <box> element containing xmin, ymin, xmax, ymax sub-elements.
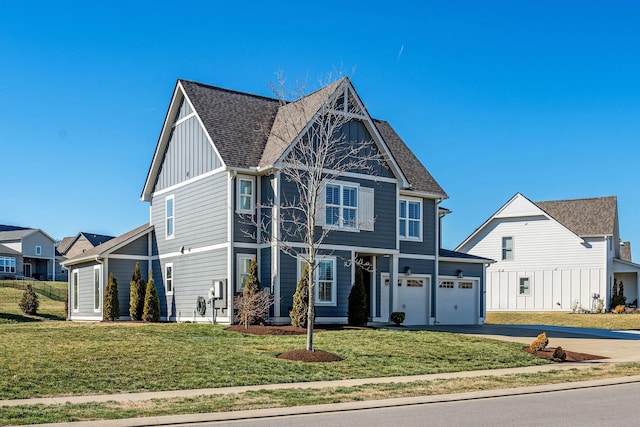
<box><xmin>250</xmin><ymin>73</ymin><xmax>384</xmax><ymax>350</ymax></box>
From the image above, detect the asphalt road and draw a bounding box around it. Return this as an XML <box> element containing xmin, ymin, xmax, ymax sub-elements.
<box><xmin>181</xmin><ymin>381</ymin><xmax>640</xmax><ymax>427</ymax></box>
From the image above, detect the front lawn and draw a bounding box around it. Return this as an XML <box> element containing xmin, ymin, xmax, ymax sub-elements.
<box><xmin>0</xmin><ymin>323</ymin><xmax>548</xmax><ymax>400</ymax></box>
<box><xmin>486</xmin><ymin>311</ymin><xmax>640</xmax><ymax>330</ymax></box>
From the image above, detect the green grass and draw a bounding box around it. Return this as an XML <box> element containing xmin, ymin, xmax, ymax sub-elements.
<box><xmin>0</xmin><ymin>323</ymin><xmax>549</xmax><ymax>400</ymax></box>
<box><xmin>486</xmin><ymin>311</ymin><xmax>640</xmax><ymax>330</ymax></box>
<box><xmin>0</xmin><ymin>288</ymin><xmax>66</xmax><ymax>323</ymax></box>
<box><xmin>2</xmin><ymin>363</ymin><xmax>640</xmax><ymax>426</ymax></box>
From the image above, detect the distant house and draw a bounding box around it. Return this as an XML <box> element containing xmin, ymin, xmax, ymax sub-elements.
<box><xmin>63</xmin><ymin>78</ymin><xmax>491</xmax><ymax>325</ymax></box>
<box><xmin>56</xmin><ymin>232</ymin><xmax>115</xmax><ymax>282</ymax></box>
<box><xmin>456</xmin><ymin>193</ymin><xmax>640</xmax><ymax>312</ymax></box>
<box><xmin>0</xmin><ymin>225</ymin><xmax>57</xmax><ymax>280</ymax></box>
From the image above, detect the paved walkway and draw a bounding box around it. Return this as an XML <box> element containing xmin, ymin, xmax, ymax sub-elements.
<box><xmin>4</xmin><ymin>324</ymin><xmax>640</xmax><ymax>426</ymax></box>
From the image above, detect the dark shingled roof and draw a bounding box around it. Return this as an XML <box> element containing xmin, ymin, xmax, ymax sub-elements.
<box><xmin>374</xmin><ymin>120</ymin><xmax>447</xmax><ymax>197</ymax></box>
<box><xmin>0</xmin><ymin>225</ymin><xmax>30</xmax><ymax>232</ymax></box>
<box><xmin>81</xmin><ymin>232</ymin><xmax>115</xmax><ymax>247</ymax></box>
<box><xmin>534</xmin><ymin>196</ymin><xmax>618</xmax><ymax>237</ymax></box>
<box><xmin>440</xmin><ymin>248</ymin><xmax>493</xmax><ymax>262</ymax></box>
<box><xmin>621</xmin><ymin>241</ymin><xmax>632</xmax><ymax>262</ymax></box>
<box><xmin>176</xmin><ymin>79</ymin><xmax>446</xmax><ymax>197</ymax></box>
<box><xmin>180</xmin><ymin>80</ymin><xmax>280</xmax><ymax>169</ymax></box>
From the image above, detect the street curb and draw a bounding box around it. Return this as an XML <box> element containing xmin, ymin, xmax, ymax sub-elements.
<box><xmin>16</xmin><ymin>375</ymin><xmax>640</xmax><ymax>427</ymax></box>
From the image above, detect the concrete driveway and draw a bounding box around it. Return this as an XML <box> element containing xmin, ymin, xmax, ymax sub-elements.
<box><xmin>396</xmin><ymin>324</ymin><xmax>640</xmax><ymax>363</ymax></box>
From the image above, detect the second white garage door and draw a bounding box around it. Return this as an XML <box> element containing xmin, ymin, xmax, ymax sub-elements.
<box><xmin>436</xmin><ymin>277</ymin><xmax>479</xmax><ymax>325</ymax></box>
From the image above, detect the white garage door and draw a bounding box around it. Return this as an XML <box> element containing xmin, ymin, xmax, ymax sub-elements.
<box><xmin>396</xmin><ymin>275</ymin><xmax>429</xmax><ymax>325</ymax></box>
<box><xmin>437</xmin><ymin>278</ymin><xmax>479</xmax><ymax>325</ymax></box>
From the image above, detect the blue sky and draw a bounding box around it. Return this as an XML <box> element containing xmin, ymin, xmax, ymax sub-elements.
<box><xmin>1</xmin><ymin>1</ymin><xmax>638</xmax><ymax>260</ymax></box>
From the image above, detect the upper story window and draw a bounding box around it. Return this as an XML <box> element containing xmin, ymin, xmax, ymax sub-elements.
<box><xmin>326</xmin><ymin>183</ymin><xmax>358</xmax><ymax>229</ymax></box>
<box><xmin>399</xmin><ymin>198</ymin><xmax>422</xmax><ymax>240</ymax></box>
<box><xmin>35</xmin><ymin>246</ymin><xmax>42</xmax><ymax>256</ymax></box>
<box><xmin>502</xmin><ymin>236</ymin><xmax>513</xmax><ymax>260</ymax></box>
<box><xmin>166</xmin><ymin>195</ymin><xmax>175</xmax><ymax>239</ymax></box>
<box><xmin>237</xmin><ymin>177</ymin><xmax>255</xmax><ymax>213</ymax></box>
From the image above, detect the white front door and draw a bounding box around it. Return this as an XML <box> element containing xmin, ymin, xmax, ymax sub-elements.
<box><xmin>396</xmin><ymin>275</ymin><xmax>429</xmax><ymax>325</ymax></box>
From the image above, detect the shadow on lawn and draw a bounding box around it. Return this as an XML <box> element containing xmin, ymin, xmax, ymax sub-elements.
<box><xmin>0</xmin><ymin>312</ymin><xmax>66</xmax><ymax>323</ymax></box>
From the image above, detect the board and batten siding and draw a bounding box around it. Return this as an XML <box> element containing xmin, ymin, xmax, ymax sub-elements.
<box><xmin>108</xmin><ymin>259</ymin><xmax>149</xmax><ymax>318</ymax></box>
<box><xmin>462</xmin><ymin>216</ymin><xmax>607</xmax><ymax>311</ymax></box>
<box><xmin>112</xmin><ymin>235</ymin><xmax>149</xmax><ymax>256</ymax></box>
<box><xmin>153</xmin><ymin>106</ymin><xmax>223</xmax><ymax>192</ymax></box>
<box><xmin>151</xmin><ymin>171</ymin><xmax>229</xmax><ymax>254</ymax></box>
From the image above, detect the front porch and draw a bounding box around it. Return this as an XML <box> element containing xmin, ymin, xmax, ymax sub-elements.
<box><xmin>613</xmin><ymin>258</ymin><xmax>640</xmax><ymax>307</ymax></box>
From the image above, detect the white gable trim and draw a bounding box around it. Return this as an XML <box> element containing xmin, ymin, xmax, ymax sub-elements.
<box><xmin>141</xmin><ymin>81</ymin><xmax>227</xmax><ymax>202</ymax></box>
<box><xmin>456</xmin><ymin>193</ymin><xmax>585</xmax><ymax>251</ymax></box>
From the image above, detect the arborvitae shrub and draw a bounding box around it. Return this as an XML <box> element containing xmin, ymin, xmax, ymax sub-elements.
<box><xmin>19</xmin><ymin>284</ymin><xmax>39</xmax><ymax>315</ymax></box>
<box><xmin>236</xmin><ymin>258</ymin><xmax>270</xmax><ymax>328</ymax></box>
<box><xmin>142</xmin><ymin>270</ymin><xmax>161</xmax><ymax>322</ymax></box>
<box><xmin>104</xmin><ymin>273</ymin><xmax>120</xmax><ymax>321</ymax></box>
<box><xmin>244</xmin><ymin>258</ymin><xmax>260</xmax><ymax>294</ymax></box>
<box><xmin>290</xmin><ymin>263</ymin><xmax>311</xmax><ymax>328</ymax></box>
<box><xmin>348</xmin><ymin>265</ymin><xmax>368</xmax><ymax>326</ymax></box>
<box><xmin>129</xmin><ymin>262</ymin><xmax>146</xmax><ymax>320</ymax></box>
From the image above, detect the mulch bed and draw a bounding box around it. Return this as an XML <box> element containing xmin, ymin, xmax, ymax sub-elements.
<box><xmin>277</xmin><ymin>349</ymin><xmax>344</xmax><ymax>362</ymax></box>
<box><xmin>524</xmin><ymin>347</ymin><xmax>607</xmax><ymax>362</ymax></box>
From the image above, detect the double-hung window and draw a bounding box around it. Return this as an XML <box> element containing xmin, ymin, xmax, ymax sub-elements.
<box><xmin>502</xmin><ymin>237</ymin><xmax>513</xmax><ymax>260</ymax></box>
<box><xmin>325</xmin><ymin>183</ymin><xmax>357</xmax><ymax>229</ymax></box>
<box><xmin>166</xmin><ymin>195</ymin><xmax>175</xmax><ymax>239</ymax></box>
<box><xmin>94</xmin><ymin>266</ymin><xmax>101</xmax><ymax>312</ymax></box>
<box><xmin>237</xmin><ymin>255</ymin><xmax>254</xmax><ymax>291</ymax></box>
<box><xmin>399</xmin><ymin>199</ymin><xmax>421</xmax><ymax>239</ymax></box>
<box><xmin>237</xmin><ymin>177</ymin><xmax>255</xmax><ymax>213</ymax></box>
<box><xmin>299</xmin><ymin>257</ymin><xmax>337</xmax><ymax>306</ymax></box>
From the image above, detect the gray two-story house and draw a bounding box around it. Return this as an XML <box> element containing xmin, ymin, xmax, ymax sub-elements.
<box><xmin>64</xmin><ymin>78</ymin><xmax>490</xmax><ymax>325</ymax></box>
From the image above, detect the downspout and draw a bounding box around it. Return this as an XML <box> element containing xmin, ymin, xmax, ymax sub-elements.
<box><xmin>433</xmin><ymin>197</ymin><xmax>442</xmax><ymax>325</ymax></box>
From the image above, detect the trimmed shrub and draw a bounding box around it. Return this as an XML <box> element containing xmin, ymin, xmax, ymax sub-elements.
<box><xmin>19</xmin><ymin>284</ymin><xmax>39</xmax><ymax>315</ymax></box>
<box><xmin>290</xmin><ymin>263</ymin><xmax>312</xmax><ymax>328</ymax></box>
<box><xmin>129</xmin><ymin>262</ymin><xmax>146</xmax><ymax>320</ymax></box>
<box><xmin>348</xmin><ymin>265</ymin><xmax>368</xmax><ymax>326</ymax></box>
<box><xmin>530</xmin><ymin>332</ymin><xmax>549</xmax><ymax>351</ymax></box>
<box><xmin>390</xmin><ymin>311</ymin><xmax>405</xmax><ymax>325</ymax></box>
<box><xmin>552</xmin><ymin>346</ymin><xmax>567</xmax><ymax>361</ymax></box>
<box><xmin>104</xmin><ymin>273</ymin><xmax>120</xmax><ymax>321</ymax></box>
<box><xmin>142</xmin><ymin>270</ymin><xmax>161</xmax><ymax>322</ymax></box>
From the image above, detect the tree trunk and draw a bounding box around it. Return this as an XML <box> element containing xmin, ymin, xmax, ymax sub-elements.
<box><xmin>306</xmin><ymin>257</ymin><xmax>315</xmax><ymax>351</ymax></box>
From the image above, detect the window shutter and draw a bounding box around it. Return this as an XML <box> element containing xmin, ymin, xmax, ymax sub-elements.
<box><xmin>314</xmin><ymin>181</ymin><xmax>326</xmax><ymax>227</ymax></box>
<box><xmin>358</xmin><ymin>187</ymin><xmax>374</xmax><ymax>231</ymax></box>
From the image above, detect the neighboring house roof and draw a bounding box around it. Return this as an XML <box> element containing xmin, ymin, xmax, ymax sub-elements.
<box><xmin>0</xmin><ymin>243</ymin><xmax>21</xmax><ymax>256</ymax></box>
<box><xmin>439</xmin><ymin>248</ymin><xmax>493</xmax><ymax>263</ymax></box>
<box><xmin>621</xmin><ymin>241</ymin><xmax>632</xmax><ymax>262</ymax></box>
<box><xmin>143</xmin><ymin>78</ymin><xmax>447</xmax><ymax>200</ymax></box>
<box><xmin>0</xmin><ymin>225</ymin><xmax>30</xmax><ymax>232</ymax></box>
<box><xmin>62</xmin><ymin>224</ymin><xmax>153</xmax><ymax>266</ymax></box>
<box><xmin>81</xmin><ymin>232</ymin><xmax>115</xmax><ymax>247</ymax></box>
<box><xmin>0</xmin><ymin>229</ymin><xmax>39</xmax><ymax>241</ymax></box>
<box><xmin>56</xmin><ymin>236</ymin><xmax>76</xmax><ymax>254</ymax></box>
<box><xmin>534</xmin><ymin>196</ymin><xmax>618</xmax><ymax>237</ymax></box>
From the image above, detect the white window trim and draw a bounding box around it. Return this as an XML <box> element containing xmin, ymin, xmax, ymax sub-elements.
<box><xmin>166</xmin><ymin>194</ymin><xmax>175</xmax><ymax>240</ymax></box>
<box><xmin>298</xmin><ymin>255</ymin><xmax>338</xmax><ymax>306</ymax></box>
<box><xmin>399</xmin><ymin>197</ymin><xmax>423</xmax><ymax>241</ymax></box>
<box><xmin>72</xmin><ymin>269</ymin><xmax>80</xmax><ymax>313</ymax></box>
<box><xmin>35</xmin><ymin>245</ymin><xmax>42</xmax><ymax>256</ymax></box>
<box><xmin>93</xmin><ymin>265</ymin><xmax>102</xmax><ymax>313</ymax></box>
<box><xmin>519</xmin><ymin>276</ymin><xmax>531</xmax><ymax>296</ymax></box>
<box><xmin>165</xmin><ymin>263</ymin><xmax>174</xmax><ymax>295</ymax></box>
<box><xmin>0</xmin><ymin>256</ymin><xmax>16</xmax><ymax>273</ymax></box>
<box><xmin>236</xmin><ymin>254</ymin><xmax>255</xmax><ymax>292</ymax></box>
<box><xmin>236</xmin><ymin>176</ymin><xmax>256</xmax><ymax>214</ymax></box>
<box><xmin>502</xmin><ymin>236</ymin><xmax>514</xmax><ymax>261</ymax></box>
<box><xmin>323</xmin><ymin>181</ymin><xmax>360</xmax><ymax>231</ymax></box>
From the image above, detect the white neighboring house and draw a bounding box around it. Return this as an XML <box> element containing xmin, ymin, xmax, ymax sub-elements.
<box><xmin>456</xmin><ymin>193</ymin><xmax>640</xmax><ymax>312</ymax></box>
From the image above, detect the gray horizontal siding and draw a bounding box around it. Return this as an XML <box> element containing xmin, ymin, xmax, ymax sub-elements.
<box><xmin>22</xmin><ymin>232</ymin><xmax>55</xmax><ymax>258</ymax></box>
<box><xmin>154</xmin><ymin>115</ymin><xmax>223</xmax><ymax>192</ymax></box>
<box><xmin>279</xmin><ymin>178</ymin><xmax>397</xmax><ymax>250</ymax></box>
<box><xmin>400</xmin><ymin>197</ymin><xmax>437</xmax><ymax>255</ymax></box>
<box><xmin>158</xmin><ymin>248</ymin><xmax>228</xmax><ymax>321</ymax></box>
<box><xmin>152</xmin><ymin>171</ymin><xmax>228</xmax><ymax>255</ymax></box>
<box><xmin>69</xmin><ymin>261</ymin><xmax>101</xmax><ymax>318</ymax></box>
